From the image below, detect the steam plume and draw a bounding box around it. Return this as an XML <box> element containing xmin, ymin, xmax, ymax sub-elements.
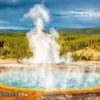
<box><xmin>23</xmin><ymin>4</ymin><xmax>64</xmax><ymax>64</ymax></box>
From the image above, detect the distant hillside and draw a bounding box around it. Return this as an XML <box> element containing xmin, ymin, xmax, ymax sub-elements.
<box><xmin>73</xmin><ymin>47</ymin><xmax>100</xmax><ymax>61</ymax></box>
<box><xmin>58</xmin><ymin>28</ymin><xmax>100</xmax><ymax>34</ymax></box>
<box><xmin>0</xmin><ymin>29</ymin><xmax>29</xmax><ymax>32</ymax></box>
<box><xmin>1</xmin><ymin>27</ymin><xmax>100</xmax><ymax>34</ymax></box>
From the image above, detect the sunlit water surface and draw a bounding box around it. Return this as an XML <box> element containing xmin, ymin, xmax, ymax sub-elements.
<box><xmin>0</xmin><ymin>70</ymin><xmax>100</xmax><ymax>90</ymax></box>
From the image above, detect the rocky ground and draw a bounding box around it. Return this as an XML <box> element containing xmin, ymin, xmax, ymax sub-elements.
<box><xmin>0</xmin><ymin>61</ymin><xmax>100</xmax><ymax>74</ymax></box>
<box><xmin>36</xmin><ymin>93</ymin><xmax>100</xmax><ymax>100</ymax></box>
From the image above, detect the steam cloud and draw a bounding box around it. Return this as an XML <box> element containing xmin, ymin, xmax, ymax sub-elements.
<box><xmin>23</xmin><ymin>4</ymin><xmax>72</xmax><ymax>64</ymax></box>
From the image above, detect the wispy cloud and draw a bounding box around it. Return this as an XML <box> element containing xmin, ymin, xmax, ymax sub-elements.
<box><xmin>69</xmin><ymin>10</ymin><xmax>100</xmax><ymax>18</ymax></box>
<box><xmin>12</xmin><ymin>0</ymin><xmax>18</xmax><ymax>3</ymax></box>
<box><xmin>0</xmin><ymin>25</ymin><xmax>25</xmax><ymax>30</ymax></box>
<box><xmin>52</xmin><ymin>10</ymin><xmax>100</xmax><ymax>21</ymax></box>
<box><xmin>53</xmin><ymin>10</ymin><xmax>100</xmax><ymax>17</ymax></box>
<box><xmin>0</xmin><ymin>19</ymin><xmax>30</xmax><ymax>30</ymax></box>
<box><xmin>0</xmin><ymin>20</ymin><xmax>10</xmax><ymax>24</ymax></box>
<box><xmin>0</xmin><ymin>0</ymin><xmax>19</xmax><ymax>5</ymax></box>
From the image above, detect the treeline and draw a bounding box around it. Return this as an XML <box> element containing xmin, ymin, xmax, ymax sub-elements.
<box><xmin>58</xmin><ymin>34</ymin><xmax>100</xmax><ymax>55</ymax></box>
<box><xmin>0</xmin><ymin>32</ymin><xmax>32</xmax><ymax>59</ymax></box>
<box><xmin>0</xmin><ymin>31</ymin><xmax>100</xmax><ymax>60</ymax></box>
<box><xmin>58</xmin><ymin>27</ymin><xmax>100</xmax><ymax>34</ymax></box>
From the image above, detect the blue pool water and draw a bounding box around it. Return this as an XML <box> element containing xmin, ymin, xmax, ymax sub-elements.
<box><xmin>0</xmin><ymin>71</ymin><xmax>100</xmax><ymax>90</ymax></box>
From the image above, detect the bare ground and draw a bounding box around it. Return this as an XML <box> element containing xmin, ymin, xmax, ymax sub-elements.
<box><xmin>36</xmin><ymin>93</ymin><xmax>100</xmax><ymax>100</ymax></box>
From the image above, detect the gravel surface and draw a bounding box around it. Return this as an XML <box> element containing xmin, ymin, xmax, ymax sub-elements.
<box><xmin>36</xmin><ymin>93</ymin><xmax>100</xmax><ymax>100</ymax></box>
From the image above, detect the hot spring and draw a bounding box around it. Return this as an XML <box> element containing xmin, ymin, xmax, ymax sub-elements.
<box><xmin>0</xmin><ymin>63</ymin><xmax>100</xmax><ymax>91</ymax></box>
<box><xmin>0</xmin><ymin>71</ymin><xmax>100</xmax><ymax>90</ymax></box>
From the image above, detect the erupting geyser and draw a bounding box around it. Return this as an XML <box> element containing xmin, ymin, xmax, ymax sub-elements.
<box><xmin>22</xmin><ymin>4</ymin><xmax>69</xmax><ymax>64</ymax></box>
<box><xmin>22</xmin><ymin>4</ymin><xmax>72</xmax><ymax>90</ymax></box>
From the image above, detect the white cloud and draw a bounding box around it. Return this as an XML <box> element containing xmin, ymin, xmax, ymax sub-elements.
<box><xmin>0</xmin><ymin>20</ymin><xmax>10</xmax><ymax>24</ymax></box>
<box><xmin>12</xmin><ymin>0</ymin><xmax>18</xmax><ymax>2</ymax></box>
<box><xmin>0</xmin><ymin>26</ymin><xmax>25</xmax><ymax>30</ymax></box>
<box><xmin>57</xmin><ymin>10</ymin><xmax>100</xmax><ymax>20</ymax></box>
<box><xmin>0</xmin><ymin>0</ymin><xmax>18</xmax><ymax>4</ymax></box>
<box><xmin>69</xmin><ymin>10</ymin><xmax>100</xmax><ymax>18</ymax></box>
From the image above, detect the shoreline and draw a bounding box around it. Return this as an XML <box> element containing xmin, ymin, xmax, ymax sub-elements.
<box><xmin>0</xmin><ymin>61</ymin><xmax>100</xmax><ymax>74</ymax></box>
<box><xmin>0</xmin><ymin>58</ymin><xmax>100</xmax><ymax>64</ymax></box>
<box><xmin>1</xmin><ymin>83</ymin><xmax>100</xmax><ymax>94</ymax></box>
<box><xmin>0</xmin><ymin>83</ymin><xmax>100</xmax><ymax>100</ymax></box>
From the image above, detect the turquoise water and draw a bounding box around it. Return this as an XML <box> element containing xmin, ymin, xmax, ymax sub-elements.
<box><xmin>0</xmin><ymin>71</ymin><xmax>100</xmax><ymax>90</ymax></box>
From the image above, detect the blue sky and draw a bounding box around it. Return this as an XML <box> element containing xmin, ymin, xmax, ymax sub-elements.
<box><xmin>0</xmin><ymin>0</ymin><xmax>100</xmax><ymax>30</ymax></box>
